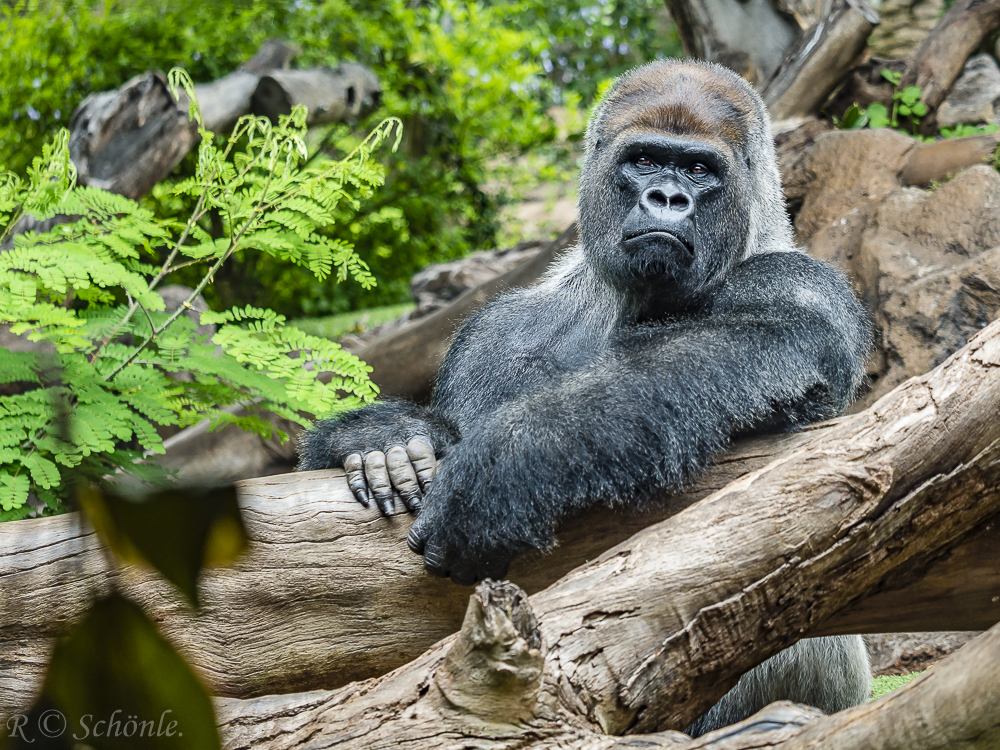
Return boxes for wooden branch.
[193,39,296,133]
[211,319,1000,747]
[663,0,801,85]
[900,0,1000,118]
[251,63,382,126]
[69,71,198,200]
[214,598,1000,750]
[5,319,1000,723]
[762,0,880,121]
[900,132,1000,187]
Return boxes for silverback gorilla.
[297,60,872,735]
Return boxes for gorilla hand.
[344,439,435,514]
[295,400,458,515]
[404,433,551,585]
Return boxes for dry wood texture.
[762,0,880,121]
[664,0,800,85]
[69,71,198,200]
[4,320,1000,723]
[214,598,1000,750]
[900,0,1000,117]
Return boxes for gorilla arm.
[408,253,870,584]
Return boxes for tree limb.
[4,318,1000,725]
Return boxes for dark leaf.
[3,595,219,750]
[78,484,247,607]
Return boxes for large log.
[251,63,382,126]
[664,0,800,85]
[209,317,1000,748]
[4,319,1000,719]
[218,615,1000,750]
[762,0,880,121]
[900,0,1000,123]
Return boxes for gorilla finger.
[422,540,450,578]
[386,445,422,513]
[363,451,395,515]
[450,562,478,586]
[407,519,428,554]
[343,453,370,508]
[481,556,510,582]
[406,438,437,493]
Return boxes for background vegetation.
[1,0,679,318]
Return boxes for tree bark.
[663,0,801,85]
[4,319,1000,720]
[213,601,1000,750]
[251,63,382,126]
[762,0,880,121]
[69,71,199,200]
[899,0,1000,121]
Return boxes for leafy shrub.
[1,1,560,317]
[0,72,398,520]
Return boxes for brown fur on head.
[580,60,792,266]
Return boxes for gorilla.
[298,60,872,736]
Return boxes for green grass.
[290,303,415,341]
[871,671,923,700]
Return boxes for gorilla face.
[616,132,728,283]
[578,63,763,310]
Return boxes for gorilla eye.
[634,155,655,168]
[688,163,710,176]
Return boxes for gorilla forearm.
[411,303,864,578]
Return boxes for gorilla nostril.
[669,194,690,212]
[646,189,668,208]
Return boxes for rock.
[854,165,1000,407]
[409,240,548,317]
[793,129,917,319]
[936,54,1000,129]
[865,632,980,676]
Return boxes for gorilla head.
[579,61,794,308]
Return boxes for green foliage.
[9,595,221,749]
[291,302,415,340]
[870,671,923,700]
[835,69,928,138]
[0,80,396,519]
[79,483,247,608]
[2,1,676,318]
[940,122,1000,139]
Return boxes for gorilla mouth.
[622,229,694,257]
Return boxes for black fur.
[298,60,873,735]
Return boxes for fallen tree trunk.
[762,0,880,121]
[899,0,1000,126]
[217,610,1000,750]
[209,318,1000,746]
[251,63,382,125]
[4,319,1000,719]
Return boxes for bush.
[1,1,555,315]
[0,79,397,520]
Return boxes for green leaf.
[78,484,247,607]
[0,470,29,511]
[881,68,902,86]
[22,453,60,489]
[12,594,220,750]
[865,103,891,129]
[836,104,868,130]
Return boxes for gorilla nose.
[641,186,692,218]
